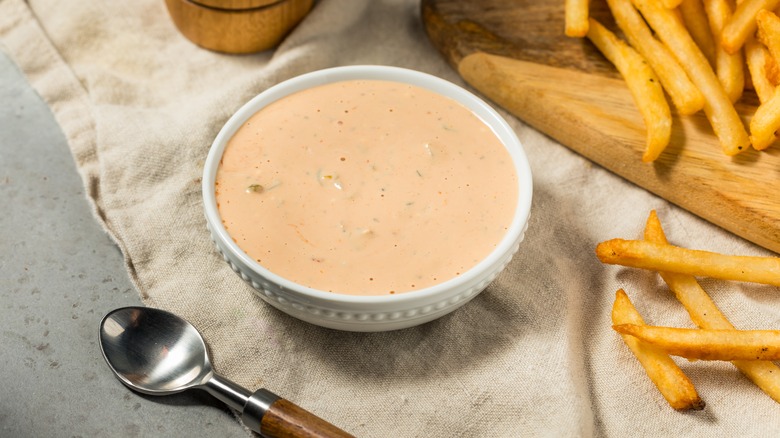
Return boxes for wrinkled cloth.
[2,0,779,436]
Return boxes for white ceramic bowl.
[202,65,532,331]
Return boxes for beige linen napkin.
[2,0,779,436]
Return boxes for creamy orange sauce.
[216,80,518,296]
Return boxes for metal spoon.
[99,306,354,438]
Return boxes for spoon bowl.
[99,306,354,437]
[100,307,214,394]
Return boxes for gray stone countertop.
[0,51,248,437]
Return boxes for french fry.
[631,0,751,154]
[612,289,705,410]
[757,9,780,67]
[595,238,780,286]
[586,18,672,161]
[613,324,780,361]
[756,9,780,85]
[565,0,590,37]
[721,0,780,54]
[703,0,745,102]
[749,87,780,149]
[750,10,780,149]
[766,51,780,85]
[679,0,718,67]
[607,0,705,115]
[745,37,778,103]
[644,210,780,404]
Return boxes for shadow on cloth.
[251,282,531,382]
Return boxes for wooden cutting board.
[422,0,780,254]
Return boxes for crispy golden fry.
[749,87,780,149]
[565,0,590,37]
[643,211,736,329]
[586,18,672,161]
[757,9,780,85]
[745,37,778,103]
[766,51,780,85]
[644,210,780,404]
[612,289,705,410]
[607,0,705,115]
[614,324,780,361]
[631,0,751,154]
[595,238,780,286]
[757,9,780,66]
[703,0,745,102]
[750,10,780,151]
[679,0,718,67]
[663,0,685,7]
[721,0,780,54]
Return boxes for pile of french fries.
[565,0,780,162]
[596,210,780,410]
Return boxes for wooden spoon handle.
[243,389,355,438]
[259,398,355,438]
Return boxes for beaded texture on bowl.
[207,218,528,331]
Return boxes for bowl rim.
[202,65,533,305]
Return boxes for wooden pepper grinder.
[165,0,313,54]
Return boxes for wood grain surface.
[422,0,780,253]
[165,0,312,54]
[260,398,355,438]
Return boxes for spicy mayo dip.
[215,79,518,296]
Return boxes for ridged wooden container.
[165,0,313,54]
